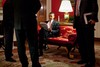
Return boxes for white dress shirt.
[76,0,81,16]
[47,20,53,29]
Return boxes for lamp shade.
[59,0,73,12]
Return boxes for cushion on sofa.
[59,26,74,38]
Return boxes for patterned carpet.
[0,41,100,67]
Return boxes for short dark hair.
[49,12,55,15]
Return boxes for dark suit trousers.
[76,23,95,64]
[4,20,14,59]
[15,28,39,66]
[38,28,48,51]
[38,28,52,51]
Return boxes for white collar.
[49,19,54,23]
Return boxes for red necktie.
[75,0,80,16]
[2,0,6,7]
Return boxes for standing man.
[3,0,16,62]
[13,0,41,67]
[74,0,98,67]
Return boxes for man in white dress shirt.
[39,12,60,56]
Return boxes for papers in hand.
[84,12,92,24]
[40,22,48,30]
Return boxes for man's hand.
[89,19,96,24]
[48,28,52,32]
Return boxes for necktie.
[47,21,52,29]
[2,0,6,7]
[75,0,81,16]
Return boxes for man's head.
[49,12,55,20]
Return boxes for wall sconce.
[59,0,73,22]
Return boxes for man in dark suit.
[3,0,16,62]
[39,12,60,56]
[74,0,98,67]
[13,0,41,67]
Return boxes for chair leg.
[0,38,5,50]
[57,46,61,50]
[66,45,74,59]
[1,45,5,50]
[71,47,76,52]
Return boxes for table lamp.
[59,0,73,22]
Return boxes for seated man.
[39,12,60,56]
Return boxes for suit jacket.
[40,20,60,37]
[3,0,14,30]
[13,0,41,30]
[73,0,98,28]
[3,0,14,24]
[50,20,60,36]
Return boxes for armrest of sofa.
[68,34,77,45]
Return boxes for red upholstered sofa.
[38,25,77,58]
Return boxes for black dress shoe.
[77,60,86,64]
[85,63,95,67]
[22,62,29,67]
[6,58,16,62]
[32,62,41,67]
[22,64,28,67]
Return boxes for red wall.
[51,0,74,21]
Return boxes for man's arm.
[51,21,60,36]
[91,0,98,22]
[32,0,41,14]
